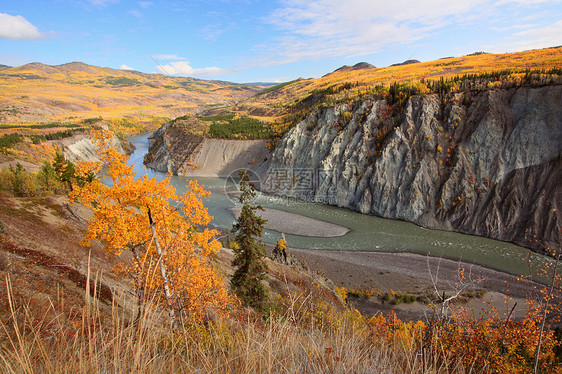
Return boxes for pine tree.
[231,170,270,314]
[52,151,94,191]
[52,151,76,191]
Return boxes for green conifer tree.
[230,170,270,314]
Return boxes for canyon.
[147,85,561,255]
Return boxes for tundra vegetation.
[223,47,562,143]
[0,61,262,125]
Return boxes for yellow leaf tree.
[71,130,232,325]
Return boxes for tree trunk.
[131,246,144,326]
[148,208,176,328]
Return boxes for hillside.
[0,61,264,124]
[229,47,562,125]
[0,155,560,373]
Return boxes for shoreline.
[230,207,350,237]
[281,246,539,297]
[263,243,560,322]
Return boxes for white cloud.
[120,64,134,70]
[258,0,562,66]
[0,13,45,40]
[264,0,488,64]
[201,23,226,42]
[200,22,237,42]
[514,20,562,41]
[153,54,186,61]
[86,0,118,6]
[156,61,234,77]
[488,20,562,51]
[494,0,561,4]
[138,1,152,8]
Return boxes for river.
[127,132,558,281]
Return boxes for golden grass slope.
[235,46,562,122]
[0,62,265,124]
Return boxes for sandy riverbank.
[231,207,350,237]
[264,243,558,321]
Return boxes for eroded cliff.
[145,122,268,177]
[258,86,561,254]
[57,129,127,163]
[145,85,560,254]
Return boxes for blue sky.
[1,0,561,83]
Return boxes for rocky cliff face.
[57,129,126,163]
[258,86,561,254]
[145,122,268,177]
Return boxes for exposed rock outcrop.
[145,122,268,177]
[391,59,421,66]
[56,129,126,163]
[258,86,561,254]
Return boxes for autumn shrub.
[1,256,560,373]
[0,134,23,153]
[421,304,559,373]
[0,251,6,271]
[335,286,348,304]
[0,164,37,197]
[70,130,233,324]
[0,168,10,192]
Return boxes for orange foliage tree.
[70,130,232,325]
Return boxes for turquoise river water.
[126,133,559,281]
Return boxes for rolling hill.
[0,61,265,125]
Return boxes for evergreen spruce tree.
[52,151,95,190]
[230,170,270,314]
[52,152,76,191]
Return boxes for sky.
[0,0,561,83]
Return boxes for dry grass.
[2,257,559,374]
[0,274,470,374]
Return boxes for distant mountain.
[328,62,376,76]
[244,82,279,87]
[390,59,420,66]
[0,61,266,123]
